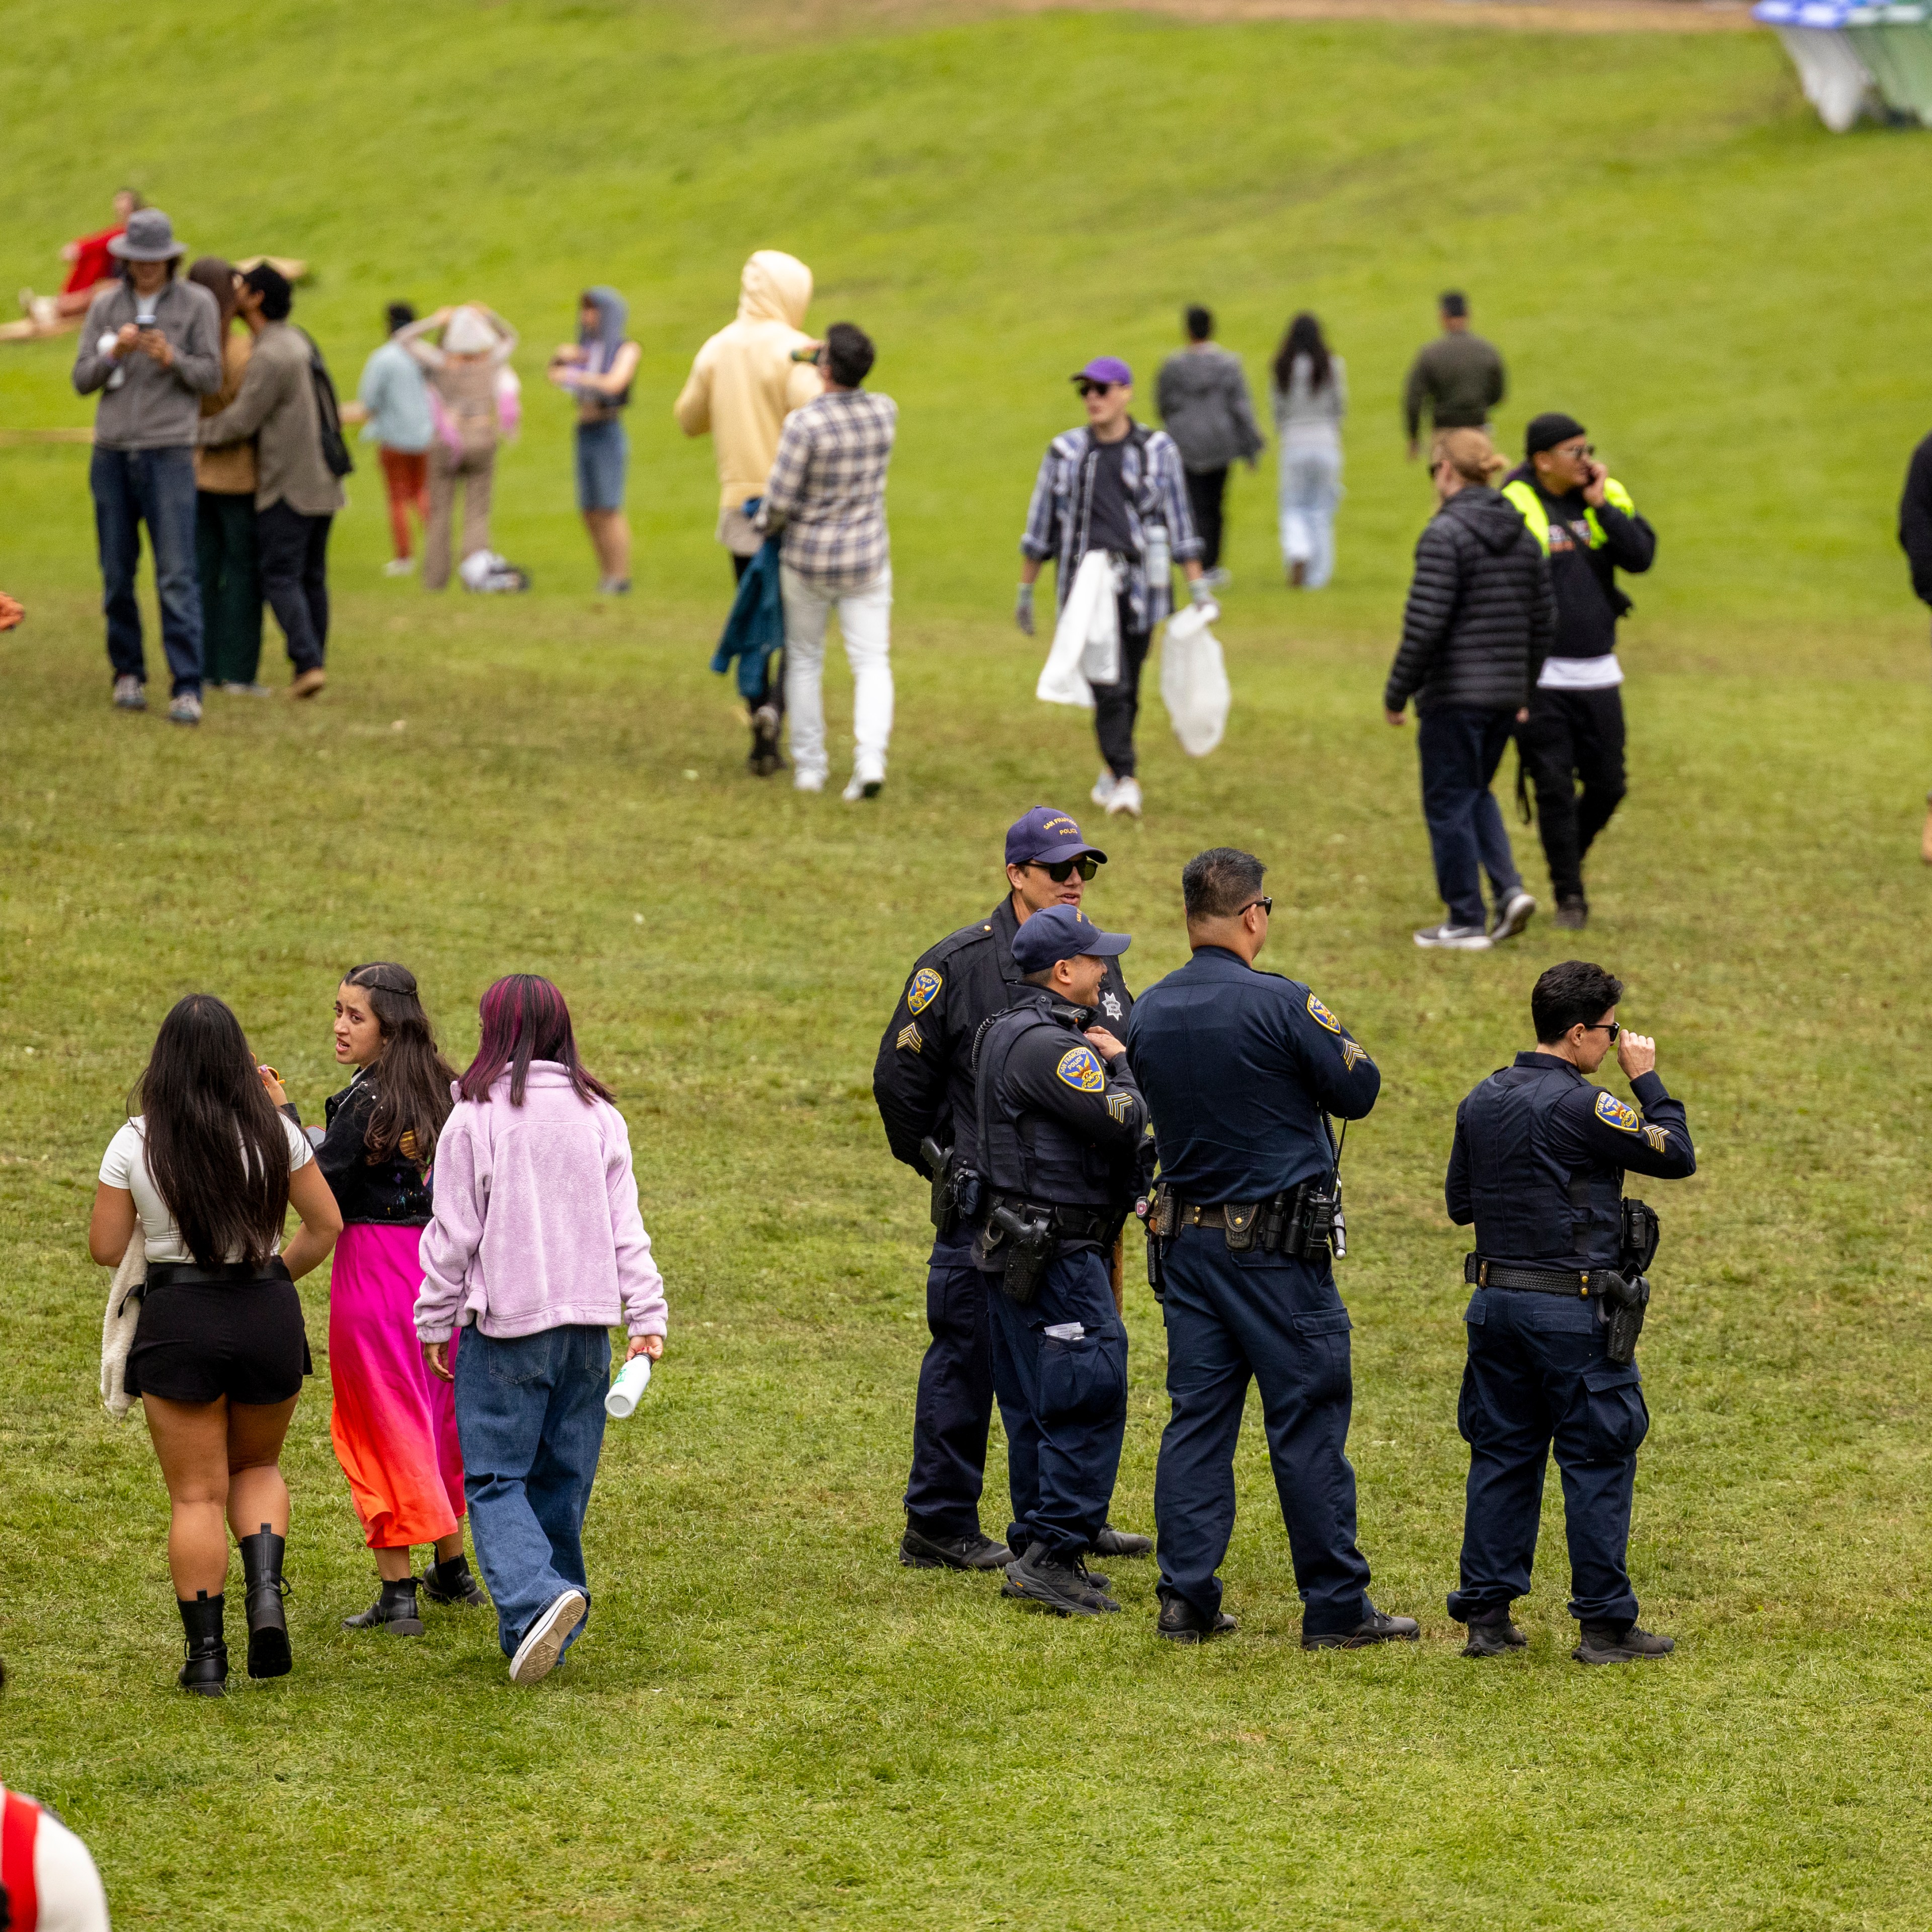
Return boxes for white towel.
[100,1227,146,1420]
[1036,550,1121,707]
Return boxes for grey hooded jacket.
[72,278,222,449]
[1155,345,1265,474]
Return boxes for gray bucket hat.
[108,209,187,262]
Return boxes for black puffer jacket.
[1383,486,1554,716]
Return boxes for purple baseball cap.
[1071,356,1132,388]
[1012,903,1132,974]
[1005,805,1107,869]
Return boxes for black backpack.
[299,329,354,479]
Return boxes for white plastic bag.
[1036,551,1119,708]
[1159,602,1231,757]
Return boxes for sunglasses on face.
[1035,857,1101,882]
[1078,382,1116,399]
[1240,896,1274,917]
[1580,1020,1620,1040]
[1555,442,1596,460]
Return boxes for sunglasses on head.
[1034,857,1100,882]
[1077,381,1115,398]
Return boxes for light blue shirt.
[356,339,433,452]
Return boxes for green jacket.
[1403,331,1507,441]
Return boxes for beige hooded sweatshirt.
[674,250,822,517]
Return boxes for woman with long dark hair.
[88,995,342,1696]
[1271,312,1348,590]
[314,963,487,1635]
[415,975,667,1685]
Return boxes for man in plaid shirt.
[1017,355,1213,820]
[756,322,897,801]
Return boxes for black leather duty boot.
[1461,1606,1528,1659]
[239,1523,292,1679]
[420,1552,489,1607]
[343,1577,425,1635]
[177,1590,228,1697]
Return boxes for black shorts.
[125,1262,313,1407]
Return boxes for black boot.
[342,1577,425,1635]
[1574,1620,1674,1665]
[1460,1606,1528,1659]
[899,1524,1014,1572]
[420,1552,488,1607]
[177,1590,227,1697]
[239,1524,292,1679]
[1156,1591,1238,1645]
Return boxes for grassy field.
[4,3,1932,1927]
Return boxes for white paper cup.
[605,1353,652,1418]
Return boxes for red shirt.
[62,224,123,296]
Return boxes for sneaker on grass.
[508,1587,587,1685]
[112,674,145,712]
[1107,776,1143,819]
[167,691,202,726]
[382,557,417,578]
[1413,923,1490,951]
[1090,770,1116,809]
[1489,888,1536,942]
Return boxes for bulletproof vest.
[974,1000,1120,1209]
[1461,1062,1625,1267]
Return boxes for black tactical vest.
[974,999,1120,1210]
[1461,1062,1625,1268]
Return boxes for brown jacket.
[197,320,344,517]
[195,330,258,495]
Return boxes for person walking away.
[1271,312,1347,590]
[674,251,822,774]
[1127,848,1417,1649]
[872,806,1149,1575]
[1897,426,1932,862]
[1155,305,1264,590]
[1445,959,1695,1664]
[1383,429,1551,951]
[87,994,343,1696]
[415,976,667,1685]
[71,208,221,725]
[754,322,897,801]
[197,264,342,700]
[1403,291,1506,462]
[305,964,486,1634]
[1502,414,1657,930]
[186,257,265,694]
[549,286,641,594]
[358,301,435,577]
[398,304,519,592]
[1017,356,1211,821]
[973,905,1151,1618]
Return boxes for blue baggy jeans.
[1416,705,1522,930]
[91,444,203,696]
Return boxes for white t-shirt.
[99,1114,312,1265]
[1537,650,1624,691]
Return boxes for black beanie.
[1525,412,1587,458]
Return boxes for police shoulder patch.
[1594,1091,1641,1134]
[906,968,943,1016]
[1305,992,1342,1034]
[1056,1046,1105,1093]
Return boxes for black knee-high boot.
[239,1523,292,1679]
[177,1589,228,1697]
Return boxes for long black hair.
[1273,312,1332,396]
[135,994,289,1271]
[341,962,457,1166]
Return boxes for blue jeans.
[453,1323,610,1660]
[91,445,203,695]
[575,418,629,512]
[1416,706,1522,929]
[1278,438,1343,589]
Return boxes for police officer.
[1501,414,1657,931]
[974,903,1150,1617]
[872,807,1148,1574]
[1127,848,1417,1649]
[1445,958,1696,1664]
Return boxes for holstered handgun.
[920,1137,959,1238]
[1601,1270,1650,1366]
[988,1201,1053,1306]
[1144,1189,1177,1302]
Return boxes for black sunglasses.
[1077,381,1115,398]
[1580,1020,1620,1040]
[1034,857,1101,882]
[1240,896,1274,917]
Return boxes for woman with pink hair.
[414,976,667,1685]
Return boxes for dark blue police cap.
[1012,903,1132,974]
[1004,805,1107,870]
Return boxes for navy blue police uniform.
[1126,947,1391,1642]
[872,817,1131,1561]
[974,931,1149,1567]
[1445,1052,1695,1632]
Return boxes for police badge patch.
[896,1023,923,1053]
[1056,1046,1105,1093]
[1100,991,1124,1022]
[907,968,943,1016]
[1595,1092,1641,1133]
[1306,993,1342,1034]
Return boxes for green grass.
[3,3,1932,1926]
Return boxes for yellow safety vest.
[1502,476,1636,557]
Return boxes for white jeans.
[781,562,894,786]
[1278,436,1343,589]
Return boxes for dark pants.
[1093,597,1153,780]
[1185,466,1228,570]
[91,444,203,695]
[985,1250,1127,1558]
[730,555,786,720]
[1153,1233,1372,1636]
[257,501,331,675]
[1447,1287,1648,1628]
[195,490,262,686]
[1517,686,1628,907]
[903,1235,998,1538]
[453,1323,609,1660]
[1417,706,1523,930]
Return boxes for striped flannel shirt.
[755,388,897,593]
[1019,421,1202,632]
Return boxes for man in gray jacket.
[199,264,344,698]
[1155,306,1263,587]
[71,209,221,724]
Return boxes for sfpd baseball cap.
[1006,805,1106,870]
[1012,903,1132,975]
[1071,355,1132,388]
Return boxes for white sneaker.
[1107,776,1143,818]
[1489,889,1536,942]
[1090,770,1117,809]
[794,770,826,794]
[167,691,202,726]
[112,674,146,712]
[382,557,417,578]
[508,1587,587,1685]
[1413,923,1491,951]
[842,771,883,803]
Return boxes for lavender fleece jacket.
[414,1063,668,1345]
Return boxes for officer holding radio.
[1445,958,1695,1665]
[973,903,1151,1618]
[1126,848,1414,1648]
[872,808,1144,1577]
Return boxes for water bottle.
[604,1353,652,1418]
[1144,520,1171,592]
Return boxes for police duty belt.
[982,1194,1116,1245]
[1464,1256,1622,1298]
